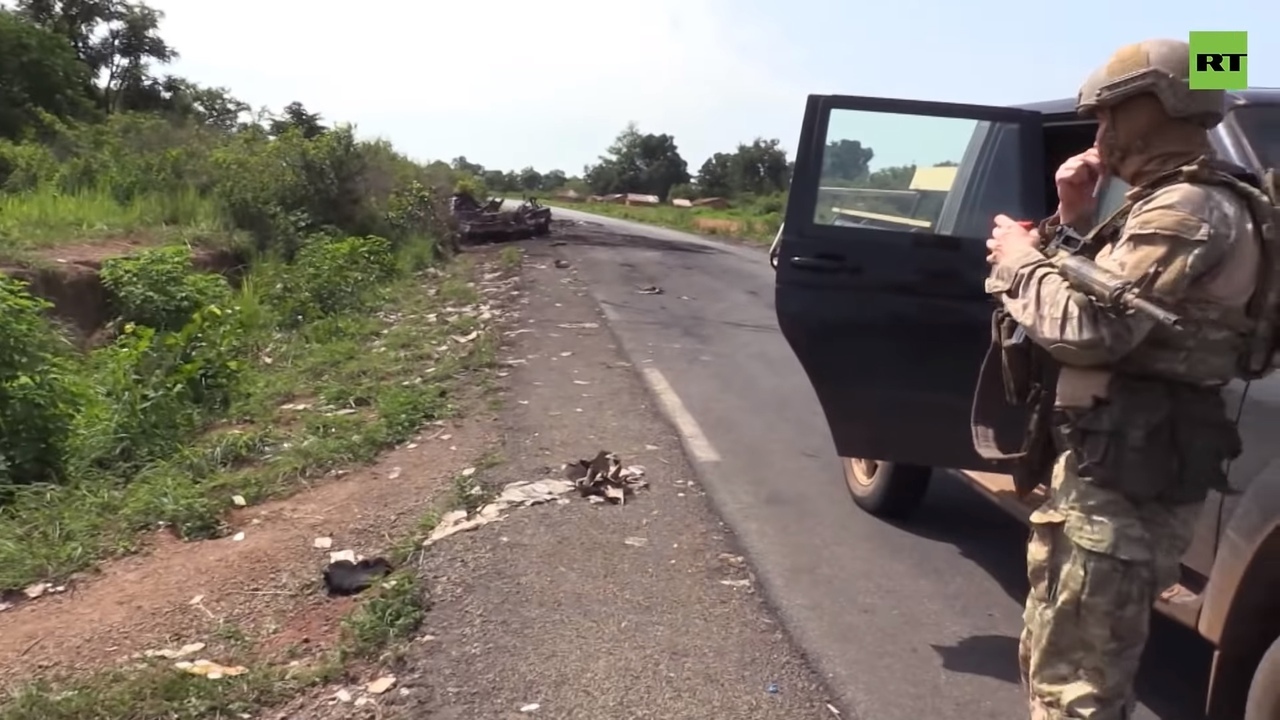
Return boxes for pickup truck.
[772,89,1279,720]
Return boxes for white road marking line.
[639,366,722,463]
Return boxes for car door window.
[814,111,977,233]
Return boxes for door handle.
[789,256,849,272]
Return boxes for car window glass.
[813,108,1028,238]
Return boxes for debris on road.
[323,557,394,596]
[521,702,541,712]
[636,285,663,295]
[562,450,648,504]
[624,537,648,547]
[424,479,578,546]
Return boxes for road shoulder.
[286,240,838,719]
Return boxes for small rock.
[366,676,397,695]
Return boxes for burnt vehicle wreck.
[450,192,552,242]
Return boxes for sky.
[149,0,1279,176]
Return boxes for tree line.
[471,124,958,204]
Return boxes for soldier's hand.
[1055,147,1104,226]
[986,215,1041,265]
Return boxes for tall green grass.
[0,187,227,250]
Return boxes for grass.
[0,254,501,592]
[0,187,231,251]
[542,197,781,244]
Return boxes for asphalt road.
[527,205,1214,720]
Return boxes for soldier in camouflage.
[983,40,1261,719]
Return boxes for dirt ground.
[0,241,839,719]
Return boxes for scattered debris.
[232,531,246,542]
[366,676,397,694]
[141,642,206,659]
[323,557,394,596]
[827,702,843,716]
[562,451,649,504]
[22,582,67,600]
[313,536,333,549]
[720,579,752,588]
[767,682,780,694]
[624,537,648,547]
[335,689,354,703]
[637,285,663,295]
[388,466,402,480]
[554,259,571,269]
[231,494,247,507]
[556,322,598,329]
[174,659,248,679]
[329,549,359,564]
[521,703,541,713]
[424,479,577,546]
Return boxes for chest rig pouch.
[1056,375,1240,503]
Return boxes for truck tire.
[842,458,931,520]
[1245,635,1280,720]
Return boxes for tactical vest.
[1052,157,1280,385]
[971,157,1280,502]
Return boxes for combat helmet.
[1076,39,1226,128]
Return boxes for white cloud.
[151,0,803,171]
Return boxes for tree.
[541,169,567,191]
[822,139,874,182]
[695,151,734,197]
[451,156,485,177]
[0,9,97,139]
[696,138,790,197]
[517,166,542,192]
[865,165,915,191]
[585,122,690,200]
[268,101,326,139]
[727,137,789,195]
[17,0,178,113]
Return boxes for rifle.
[1037,222,1185,330]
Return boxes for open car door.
[775,95,1047,472]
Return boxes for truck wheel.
[1245,635,1280,720]
[842,458,931,520]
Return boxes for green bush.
[100,246,232,331]
[269,234,399,323]
[72,302,249,472]
[0,276,81,491]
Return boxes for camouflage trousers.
[1019,449,1203,720]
